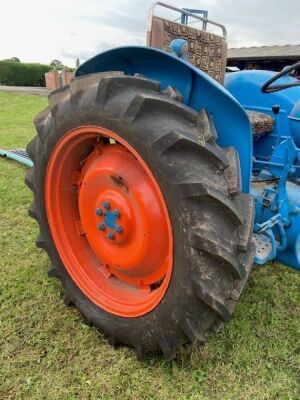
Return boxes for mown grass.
[0,92,299,400]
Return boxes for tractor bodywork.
[226,70,300,269]
[76,37,300,271]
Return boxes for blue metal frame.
[226,70,300,269]
[181,8,208,30]
[225,70,300,163]
[76,46,252,193]
[252,179,300,270]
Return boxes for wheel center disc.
[79,143,170,286]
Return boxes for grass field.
[0,91,299,400]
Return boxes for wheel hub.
[95,198,131,243]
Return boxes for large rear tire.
[26,72,255,359]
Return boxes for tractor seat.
[148,16,227,84]
[147,12,274,137]
[247,111,275,137]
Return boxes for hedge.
[0,61,50,86]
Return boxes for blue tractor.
[25,2,300,359]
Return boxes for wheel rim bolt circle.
[96,205,123,235]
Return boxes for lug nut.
[103,201,111,209]
[95,208,103,216]
[98,223,105,231]
[115,226,123,233]
[114,210,121,218]
[107,232,115,240]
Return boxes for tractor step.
[0,148,33,167]
[253,233,273,264]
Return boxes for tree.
[50,59,63,70]
[2,57,20,62]
[75,58,80,68]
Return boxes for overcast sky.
[1,0,299,67]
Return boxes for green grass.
[0,92,299,400]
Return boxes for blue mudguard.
[76,46,252,193]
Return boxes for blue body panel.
[226,70,300,270]
[76,46,252,192]
[225,71,300,160]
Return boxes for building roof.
[227,45,300,60]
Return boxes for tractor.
[25,2,300,360]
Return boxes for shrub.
[0,61,50,86]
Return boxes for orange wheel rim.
[45,126,173,317]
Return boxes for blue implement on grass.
[0,148,33,167]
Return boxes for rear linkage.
[252,137,300,265]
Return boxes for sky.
[1,0,299,67]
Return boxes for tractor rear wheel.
[26,72,255,359]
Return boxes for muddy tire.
[26,72,255,359]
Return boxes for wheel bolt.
[98,223,105,231]
[114,210,121,218]
[115,226,123,234]
[107,232,115,240]
[103,201,111,209]
[95,208,103,216]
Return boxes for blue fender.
[76,46,252,192]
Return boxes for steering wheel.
[261,60,300,93]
